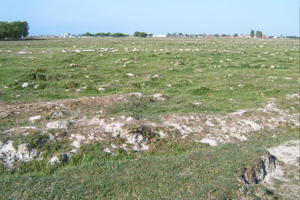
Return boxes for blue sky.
[0,0,298,36]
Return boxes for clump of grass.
[65,81,80,89]
[190,87,213,96]
[108,96,153,119]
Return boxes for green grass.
[0,128,298,199]
[0,38,298,117]
[0,38,299,199]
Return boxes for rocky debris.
[28,115,41,123]
[163,121,195,138]
[51,111,63,119]
[164,99,299,144]
[1,95,299,169]
[114,58,129,64]
[18,51,32,54]
[286,93,300,100]
[22,82,29,88]
[114,58,137,67]
[153,93,167,101]
[82,49,95,52]
[3,126,38,134]
[70,134,86,148]
[239,154,277,185]
[0,141,38,168]
[46,120,68,129]
[129,92,143,98]
[197,138,218,146]
[102,122,156,151]
[49,153,69,165]
[103,148,111,154]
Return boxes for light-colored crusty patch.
[163,99,299,145]
[268,140,300,166]
[262,140,300,199]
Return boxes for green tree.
[0,21,29,40]
[0,22,8,40]
[234,33,239,37]
[84,32,93,36]
[250,30,255,38]
[111,32,128,37]
[134,31,148,37]
[256,30,263,38]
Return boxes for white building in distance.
[152,34,167,38]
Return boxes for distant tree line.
[81,32,129,37]
[134,31,153,37]
[0,21,29,40]
[286,36,300,39]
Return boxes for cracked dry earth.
[0,94,299,173]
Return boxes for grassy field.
[0,38,299,199]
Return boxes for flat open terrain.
[0,38,299,199]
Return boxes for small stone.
[46,120,68,129]
[192,101,202,106]
[126,73,135,77]
[103,148,111,153]
[49,156,59,165]
[28,115,41,123]
[69,63,79,67]
[153,93,167,101]
[49,153,69,165]
[88,117,101,125]
[72,140,81,149]
[130,92,143,98]
[98,87,105,92]
[126,117,134,122]
[69,149,77,154]
[198,138,218,146]
[22,82,29,88]
[51,111,63,119]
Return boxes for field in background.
[0,38,299,199]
